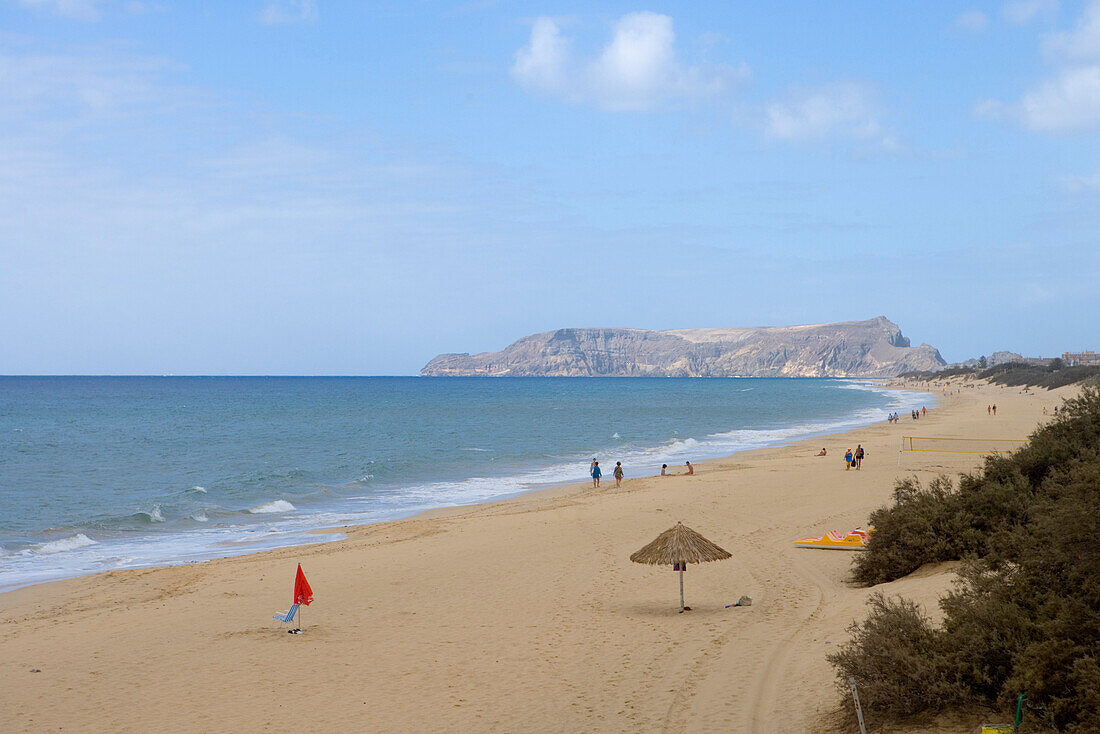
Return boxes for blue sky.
[1,0,1098,374]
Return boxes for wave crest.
[249,500,296,514]
[34,534,97,554]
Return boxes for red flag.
[293,563,313,606]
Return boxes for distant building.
[1063,350,1100,367]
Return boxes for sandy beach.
[0,380,1072,733]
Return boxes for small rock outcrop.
[421,317,946,378]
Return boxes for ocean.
[0,377,932,592]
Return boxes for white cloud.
[1003,0,1059,26]
[954,10,989,32]
[511,17,571,96]
[0,48,189,124]
[972,97,1008,120]
[511,12,736,112]
[981,1,1100,131]
[1043,0,1100,59]
[125,1,166,13]
[1061,170,1100,190]
[18,0,100,21]
[764,81,901,151]
[258,0,317,25]
[1020,65,1100,129]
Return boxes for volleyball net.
[897,436,1028,467]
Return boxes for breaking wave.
[33,533,97,554]
[248,500,296,514]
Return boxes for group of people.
[844,445,865,470]
[661,461,694,477]
[588,459,624,488]
[588,459,695,488]
[886,406,928,423]
[987,404,998,416]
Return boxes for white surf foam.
[33,533,97,554]
[248,500,296,514]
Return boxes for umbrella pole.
[679,565,685,613]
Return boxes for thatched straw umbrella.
[630,521,731,612]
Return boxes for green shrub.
[912,362,1100,389]
[832,387,1100,729]
[983,364,1100,389]
[827,593,962,717]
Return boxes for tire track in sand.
[747,538,833,733]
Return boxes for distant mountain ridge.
[421,317,946,378]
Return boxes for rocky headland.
[421,316,945,378]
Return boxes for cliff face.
[421,317,946,378]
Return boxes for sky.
[1,0,1098,374]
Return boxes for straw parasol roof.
[630,521,731,565]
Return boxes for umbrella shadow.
[614,601,733,618]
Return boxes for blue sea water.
[0,377,932,591]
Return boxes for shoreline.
[1,379,1067,733]
[0,379,934,595]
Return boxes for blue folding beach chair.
[273,603,299,630]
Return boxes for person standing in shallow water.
[613,461,624,488]
[590,461,601,488]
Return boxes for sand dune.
[0,380,1068,732]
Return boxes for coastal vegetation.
[830,387,1100,731]
[903,360,1100,390]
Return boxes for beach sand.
[0,380,1072,733]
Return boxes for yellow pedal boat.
[794,527,872,550]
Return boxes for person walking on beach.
[844,448,854,471]
[613,461,624,488]
[992,404,997,416]
[685,461,694,475]
[591,461,602,488]
[855,444,864,470]
[988,405,991,415]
